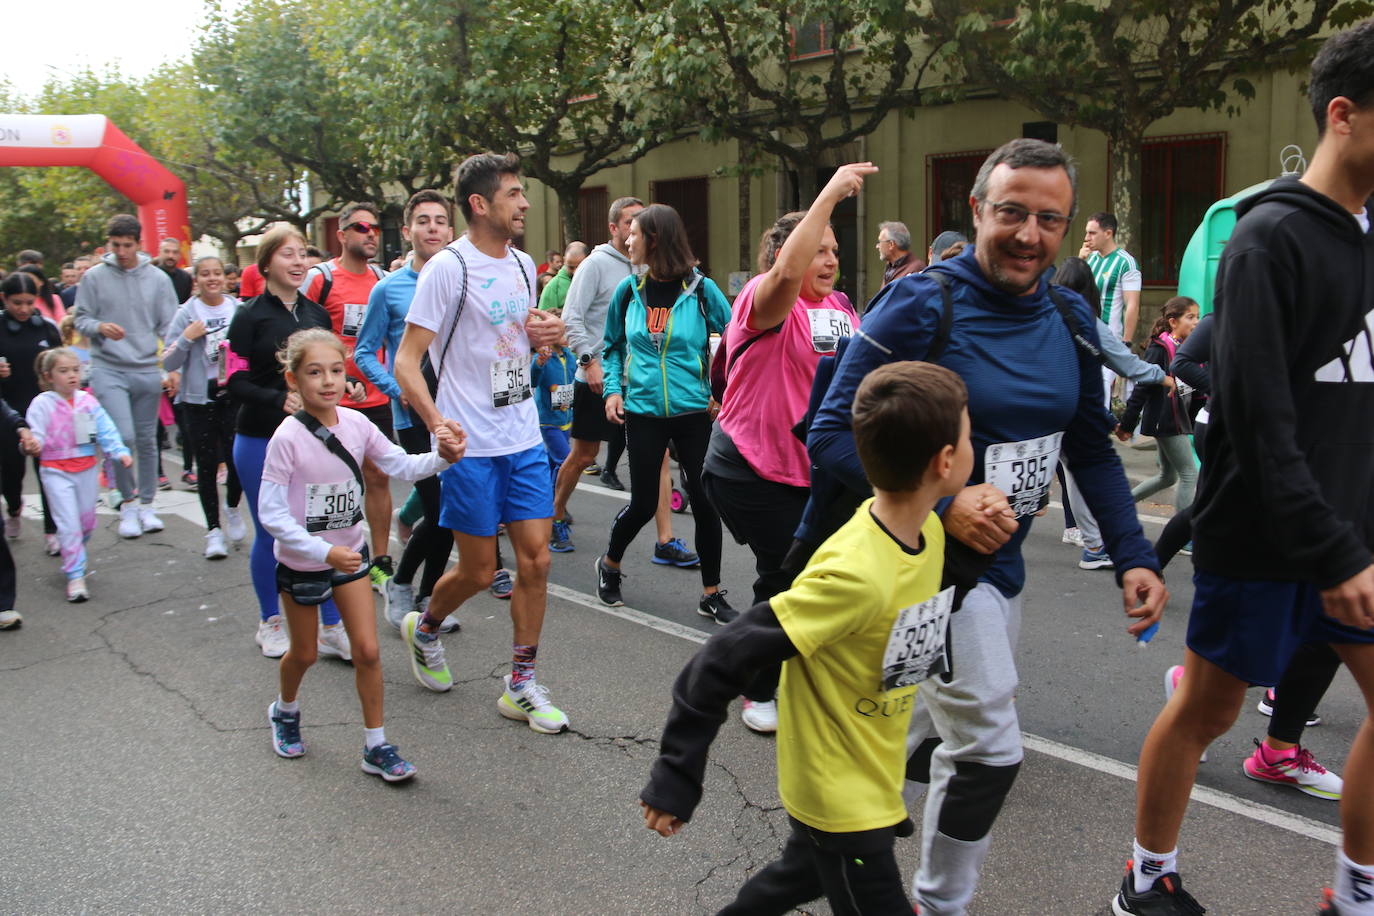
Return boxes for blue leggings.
[233,434,340,625]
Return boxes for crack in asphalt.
[687,756,787,912]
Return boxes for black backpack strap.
[1046,285,1102,360]
[926,272,956,363]
[294,410,365,495]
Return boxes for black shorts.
[276,545,372,605]
[358,402,395,442]
[569,380,616,443]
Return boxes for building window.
[323,216,341,258]
[1137,133,1226,287]
[927,150,991,256]
[578,186,609,249]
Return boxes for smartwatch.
[578,352,595,367]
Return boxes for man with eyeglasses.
[300,202,396,591]
[876,220,923,288]
[806,139,1165,916]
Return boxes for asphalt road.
[1,440,1358,914]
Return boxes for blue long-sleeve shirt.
[807,246,1158,597]
[355,264,419,431]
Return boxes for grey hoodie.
[73,251,179,372]
[562,242,633,382]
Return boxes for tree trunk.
[1108,126,1144,260]
[554,179,583,248]
[738,139,753,272]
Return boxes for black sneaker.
[599,468,625,490]
[595,556,624,607]
[1257,687,1322,727]
[697,590,737,625]
[370,554,395,593]
[652,537,700,568]
[1112,866,1206,914]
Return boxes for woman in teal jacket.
[595,204,734,622]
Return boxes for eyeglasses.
[345,221,380,235]
[985,201,1070,235]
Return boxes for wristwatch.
[578,352,595,367]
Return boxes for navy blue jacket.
[806,246,1158,597]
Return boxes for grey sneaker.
[384,580,415,630]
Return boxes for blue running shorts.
[438,444,554,536]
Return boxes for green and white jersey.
[1087,248,1142,339]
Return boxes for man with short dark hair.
[58,263,77,292]
[59,256,94,309]
[538,240,587,311]
[16,250,42,269]
[1081,211,1142,412]
[72,214,178,537]
[155,238,193,303]
[808,140,1165,915]
[876,220,923,286]
[1112,23,1374,915]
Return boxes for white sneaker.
[138,506,164,533]
[66,577,90,603]
[118,502,142,538]
[204,529,228,559]
[317,623,352,662]
[497,675,569,733]
[44,534,60,556]
[1061,526,1084,547]
[384,580,414,631]
[255,615,289,658]
[0,609,21,629]
[741,699,778,734]
[105,489,123,510]
[223,505,247,543]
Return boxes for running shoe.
[652,538,700,568]
[105,489,123,511]
[256,615,289,658]
[1319,888,1343,914]
[204,528,228,560]
[0,609,22,630]
[496,674,569,733]
[1164,665,1208,762]
[158,474,171,491]
[402,611,452,692]
[118,502,142,539]
[599,468,625,490]
[370,554,394,593]
[550,519,574,553]
[317,624,353,663]
[268,701,305,758]
[1062,526,1084,547]
[223,505,247,543]
[44,534,60,556]
[1111,865,1206,915]
[596,556,624,607]
[582,463,602,476]
[741,699,778,734]
[4,514,19,539]
[181,470,197,487]
[1079,546,1114,570]
[1242,739,1342,800]
[139,506,164,533]
[698,590,738,625]
[66,577,89,603]
[490,568,513,599]
[361,742,416,782]
[384,579,415,630]
[1178,542,1193,557]
[1257,687,1322,727]
[436,601,462,634]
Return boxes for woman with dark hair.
[699,164,869,733]
[595,204,734,621]
[16,264,66,324]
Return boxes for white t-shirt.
[1356,208,1370,234]
[406,235,541,457]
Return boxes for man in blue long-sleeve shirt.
[805,139,1167,915]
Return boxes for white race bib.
[304,480,363,533]
[984,432,1063,519]
[880,586,955,690]
[808,308,853,354]
[489,358,531,408]
[341,302,368,337]
[73,412,94,446]
[552,383,574,410]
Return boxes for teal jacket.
[602,270,731,417]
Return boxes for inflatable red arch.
[0,114,191,264]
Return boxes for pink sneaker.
[1242,740,1341,800]
[1163,665,1208,762]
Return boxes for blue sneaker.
[268,701,304,758]
[490,568,514,599]
[652,537,700,568]
[550,519,574,553]
[361,743,417,782]
[1179,542,1193,557]
[1079,547,1114,570]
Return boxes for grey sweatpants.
[904,581,1024,916]
[90,366,162,506]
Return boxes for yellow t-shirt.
[771,500,947,833]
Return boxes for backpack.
[308,260,388,309]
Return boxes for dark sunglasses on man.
[346,220,380,235]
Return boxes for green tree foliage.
[914,0,1374,250]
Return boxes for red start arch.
[0,113,191,264]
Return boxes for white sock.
[1132,839,1177,893]
[276,696,299,715]
[1335,849,1374,912]
[364,726,386,750]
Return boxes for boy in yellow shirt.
[639,360,981,914]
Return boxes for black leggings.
[702,467,807,701]
[183,398,241,530]
[0,425,54,533]
[1269,641,1342,744]
[604,428,625,473]
[607,411,720,587]
[394,424,453,598]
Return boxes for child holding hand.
[259,329,464,782]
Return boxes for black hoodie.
[1193,178,1374,589]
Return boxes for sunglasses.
[345,221,380,235]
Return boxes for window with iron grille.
[927,150,992,254]
[578,186,610,249]
[1136,133,1226,287]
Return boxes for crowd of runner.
[3,20,1373,915]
